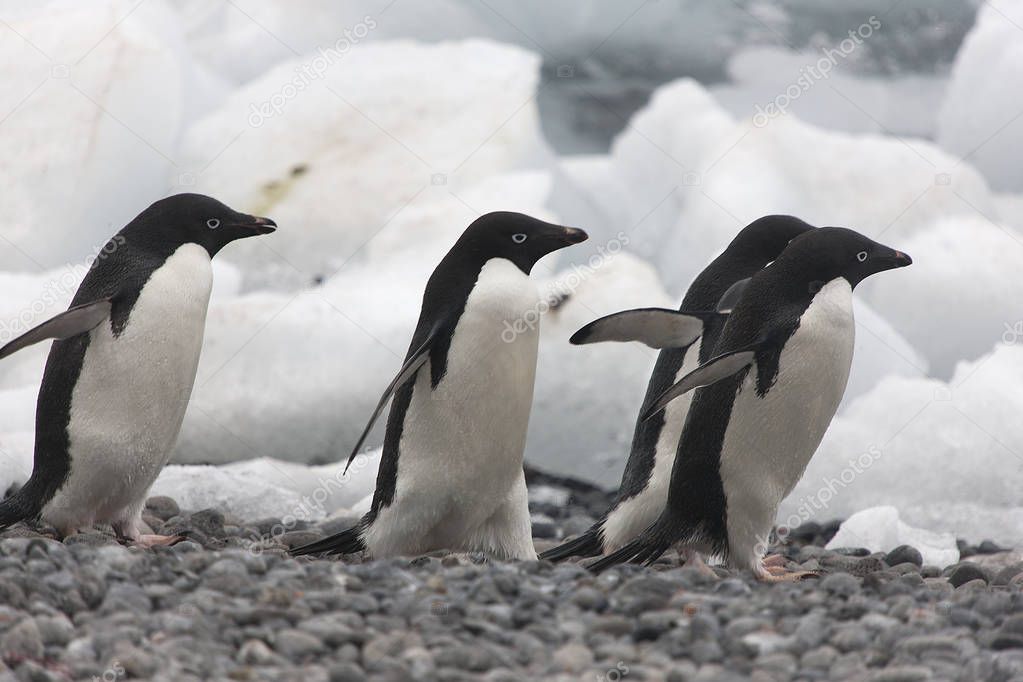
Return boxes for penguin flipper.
[642,345,759,420]
[0,298,112,360]
[715,277,751,313]
[342,331,436,473]
[570,308,719,349]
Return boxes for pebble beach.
[0,472,1021,682]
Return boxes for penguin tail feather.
[586,534,672,574]
[290,525,366,557]
[0,482,43,531]
[539,528,604,562]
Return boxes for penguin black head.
[452,211,588,274]
[780,227,912,289]
[122,193,277,257]
[728,215,815,263]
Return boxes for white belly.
[365,258,539,557]
[720,278,854,569]
[603,337,704,551]
[42,244,213,531]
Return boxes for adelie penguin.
[0,194,276,546]
[292,212,587,560]
[588,227,911,580]
[540,215,814,563]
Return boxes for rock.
[0,618,42,661]
[991,634,1023,650]
[238,639,284,665]
[435,645,495,672]
[187,508,226,536]
[144,496,180,521]
[713,578,751,597]
[868,665,935,681]
[993,563,1023,586]
[947,562,989,587]
[885,545,923,567]
[34,615,73,646]
[530,514,557,540]
[328,663,367,682]
[552,643,593,672]
[274,629,325,660]
[821,573,861,597]
[977,540,1006,554]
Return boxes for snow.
[844,299,928,409]
[861,215,1023,377]
[149,452,380,521]
[178,39,551,289]
[557,78,994,297]
[938,0,1023,192]
[712,47,948,139]
[784,344,1023,547]
[0,0,209,272]
[826,506,960,568]
[529,253,667,488]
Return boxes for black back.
[613,215,814,503]
[657,227,912,554]
[367,212,585,520]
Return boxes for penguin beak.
[892,250,912,267]
[559,227,589,245]
[238,216,277,235]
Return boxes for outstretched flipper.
[570,309,721,349]
[342,327,440,474]
[0,298,112,360]
[715,277,750,313]
[642,344,761,421]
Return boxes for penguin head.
[728,215,815,264]
[126,193,276,257]
[782,227,912,290]
[453,211,588,274]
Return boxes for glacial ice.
[826,506,960,568]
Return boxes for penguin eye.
[856,250,868,262]
[511,233,527,244]
[206,218,221,230]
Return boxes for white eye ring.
[856,251,868,262]
[512,233,527,244]
[207,218,220,229]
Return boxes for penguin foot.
[132,534,185,548]
[756,565,821,582]
[680,550,719,579]
[762,554,789,568]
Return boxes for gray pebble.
[0,618,42,661]
[821,572,861,597]
[274,628,326,660]
[144,496,180,521]
[947,562,988,587]
[885,545,923,567]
